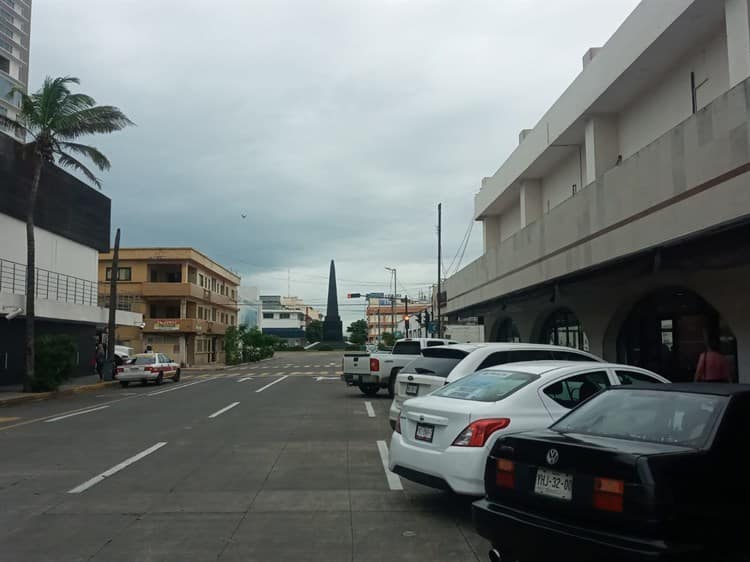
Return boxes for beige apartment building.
[99,248,240,366]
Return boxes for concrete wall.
[0,214,99,282]
[541,151,583,215]
[447,78,750,315]
[499,201,521,242]
[618,30,729,159]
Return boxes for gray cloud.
[29,0,640,325]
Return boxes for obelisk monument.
[322,260,344,342]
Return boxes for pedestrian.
[95,343,105,381]
[144,344,153,353]
[694,332,732,383]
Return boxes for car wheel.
[359,384,379,397]
[119,381,130,388]
[172,369,180,382]
[155,372,164,386]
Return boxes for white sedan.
[389,361,668,496]
[115,353,181,387]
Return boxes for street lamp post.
[385,267,396,338]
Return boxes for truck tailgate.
[342,353,371,375]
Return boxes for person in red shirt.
[694,332,732,383]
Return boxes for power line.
[454,220,475,275]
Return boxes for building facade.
[0,0,31,140]
[260,295,306,345]
[446,0,750,383]
[366,296,431,342]
[98,248,240,366]
[0,134,142,385]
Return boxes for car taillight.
[452,418,511,447]
[370,358,380,371]
[495,458,515,489]
[116,367,123,373]
[395,416,402,434]
[593,477,624,513]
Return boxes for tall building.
[366,295,431,343]
[446,0,750,382]
[98,248,240,366]
[0,133,142,386]
[0,0,31,140]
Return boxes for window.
[263,312,273,319]
[280,313,290,319]
[198,274,204,287]
[212,308,217,321]
[392,341,422,355]
[543,371,610,409]
[132,356,156,365]
[400,354,466,378]
[552,350,597,362]
[541,308,590,351]
[150,269,158,282]
[434,370,538,402]
[426,340,445,347]
[0,35,10,53]
[615,370,664,385]
[477,349,555,370]
[231,290,235,300]
[105,267,132,281]
[211,278,217,291]
[552,389,726,448]
[0,8,13,23]
[0,55,8,74]
[0,20,14,38]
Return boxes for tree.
[305,320,322,343]
[347,319,369,345]
[381,332,396,347]
[0,76,133,391]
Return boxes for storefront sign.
[153,319,180,331]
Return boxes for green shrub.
[32,335,76,392]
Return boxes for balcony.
[143,318,227,335]
[0,258,97,305]
[138,282,237,308]
[447,78,750,314]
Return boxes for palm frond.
[35,76,79,127]
[57,141,111,172]
[56,151,102,188]
[57,93,96,117]
[54,106,135,140]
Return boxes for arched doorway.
[492,317,521,342]
[617,287,737,382]
[540,308,590,351]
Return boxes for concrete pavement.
[0,351,488,561]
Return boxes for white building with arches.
[446,0,750,382]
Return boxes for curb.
[0,380,120,407]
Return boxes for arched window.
[493,317,521,342]
[541,309,589,351]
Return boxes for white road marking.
[376,440,403,491]
[45,405,110,423]
[255,375,289,393]
[208,401,240,418]
[148,377,214,396]
[67,442,167,494]
[364,401,375,418]
[237,377,254,382]
[314,376,339,381]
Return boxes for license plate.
[406,383,419,396]
[128,367,140,372]
[534,468,573,500]
[415,423,434,443]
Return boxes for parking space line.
[255,375,289,393]
[68,442,168,494]
[376,440,403,491]
[208,402,240,418]
[237,377,253,382]
[45,405,110,423]
[148,377,214,396]
[364,401,375,418]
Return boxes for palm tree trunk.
[24,158,43,392]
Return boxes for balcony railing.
[0,258,98,306]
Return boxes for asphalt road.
[0,351,489,562]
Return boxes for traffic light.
[347,293,361,298]
[424,310,431,323]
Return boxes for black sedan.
[473,383,750,562]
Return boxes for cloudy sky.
[30,0,640,326]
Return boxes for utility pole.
[437,203,442,338]
[106,228,120,380]
[385,267,396,338]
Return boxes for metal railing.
[0,257,98,306]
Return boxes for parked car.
[114,345,134,366]
[388,343,603,429]
[341,338,452,397]
[473,383,749,562]
[389,362,668,496]
[115,353,181,387]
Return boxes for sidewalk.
[0,374,118,407]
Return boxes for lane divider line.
[148,377,215,396]
[364,401,375,418]
[255,375,289,393]
[67,442,167,494]
[376,440,403,491]
[237,377,253,382]
[45,405,110,423]
[208,401,240,418]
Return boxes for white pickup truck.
[341,338,453,397]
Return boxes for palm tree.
[0,76,133,391]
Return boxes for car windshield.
[392,341,422,355]
[400,355,465,377]
[431,370,538,402]
[552,389,728,448]
[131,356,156,365]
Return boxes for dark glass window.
[541,309,589,351]
[615,370,664,385]
[543,371,610,409]
[433,370,538,402]
[106,267,132,281]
